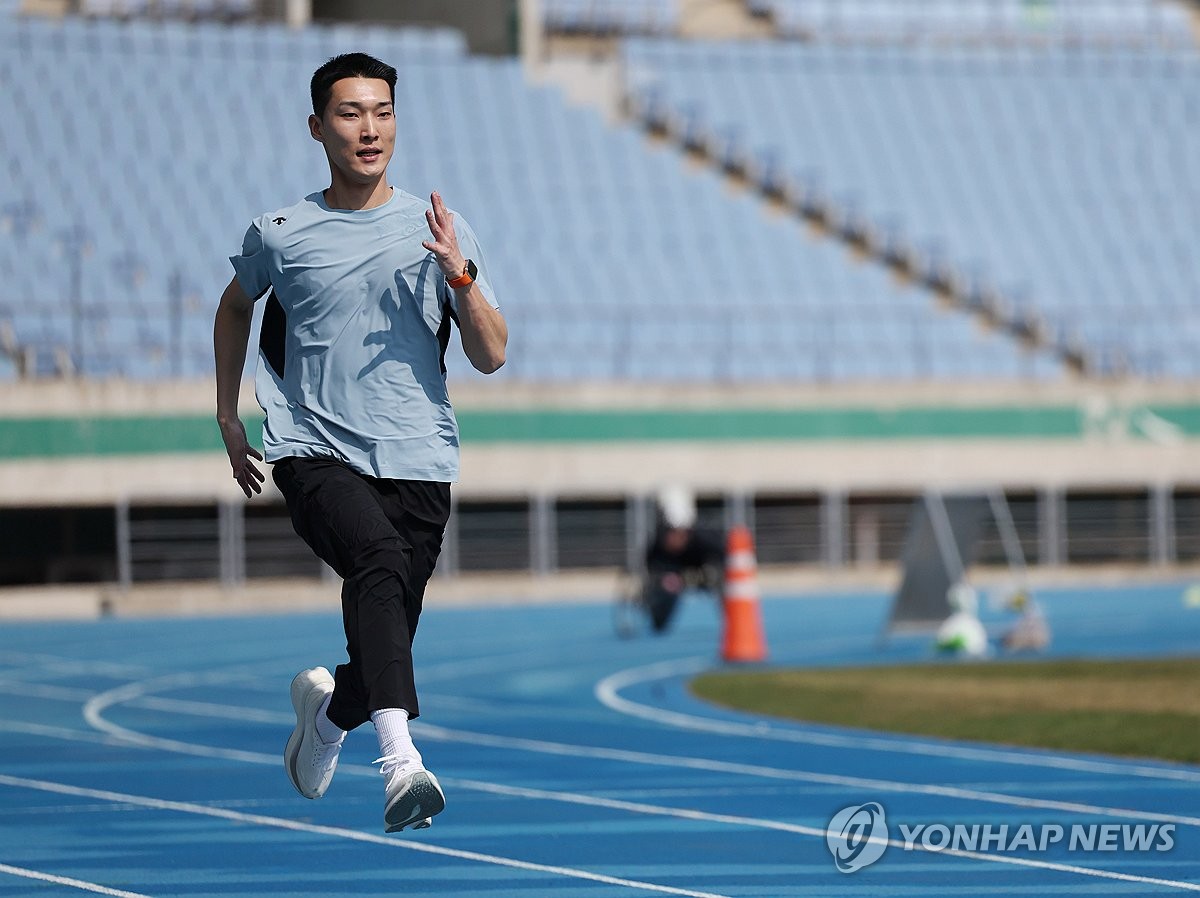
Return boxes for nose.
[361,113,380,139]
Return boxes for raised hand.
[421,191,467,279]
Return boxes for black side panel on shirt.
[259,290,286,378]
[437,300,458,376]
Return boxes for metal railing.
[64,485,1195,591]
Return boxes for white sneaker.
[284,667,343,799]
[377,756,445,833]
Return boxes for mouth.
[357,148,383,162]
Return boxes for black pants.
[272,457,451,731]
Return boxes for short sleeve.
[228,221,272,300]
[445,215,500,314]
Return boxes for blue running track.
[1,580,1199,896]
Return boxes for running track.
[2,581,1199,896]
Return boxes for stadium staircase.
[617,34,1200,379]
[676,0,771,39]
[620,42,1083,374]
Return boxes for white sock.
[315,693,344,745]
[371,708,422,768]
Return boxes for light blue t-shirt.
[229,187,499,481]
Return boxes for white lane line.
[2,714,831,832]
[5,712,813,830]
[24,649,1199,789]
[0,679,102,702]
[0,677,292,724]
[0,861,156,898]
[39,672,1200,893]
[0,774,732,898]
[420,649,560,683]
[0,719,137,747]
[442,778,1200,892]
[80,672,1200,828]
[34,708,1200,846]
[595,657,1200,784]
[0,652,150,678]
[135,695,289,724]
[0,672,607,727]
[6,768,1200,894]
[418,724,1200,828]
[435,781,1200,894]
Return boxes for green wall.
[1,403,1196,460]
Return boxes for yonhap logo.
[827,802,888,872]
[824,800,1177,874]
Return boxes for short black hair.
[310,52,397,117]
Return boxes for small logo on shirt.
[273,216,287,225]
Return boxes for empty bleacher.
[624,38,1200,377]
[748,0,1195,47]
[538,0,1196,46]
[543,0,680,35]
[0,10,1068,383]
[77,0,257,19]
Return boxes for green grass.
[690,658,1200,764]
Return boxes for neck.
[323,173,392,211]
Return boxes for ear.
[308,113,323,143]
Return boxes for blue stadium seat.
[622,37,1200,378]
[0,10,1073,383]
[758,0,1193,46]
[544,0,680,35]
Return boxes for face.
[663,528,689,552]
[309,77,396,184]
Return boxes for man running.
[213,52,507,833]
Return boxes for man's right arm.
[213,275,264,497]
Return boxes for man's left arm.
[422,191,507,374]
[452,279,507,374]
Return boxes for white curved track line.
[60,671,1200,893]
[595,657,1200,783]
[79,673,741,897]
[33,701,1200,844]
[0,862,156,898]
[83,675,286,766]
[0,774,731,898]
[8,710,817,835]
[0,675,293,724]
[80,671,1200,829]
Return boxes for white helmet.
[657,484,697,529]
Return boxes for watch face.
[466,259,478,280]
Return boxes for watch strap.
[447,259,476,289]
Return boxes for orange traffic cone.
[721,525,768,663]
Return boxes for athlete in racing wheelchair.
[616,486,726,637]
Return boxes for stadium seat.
[0,9,1073,383]
[622,37,1200,377]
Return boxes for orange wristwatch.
[447,259,477,289]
